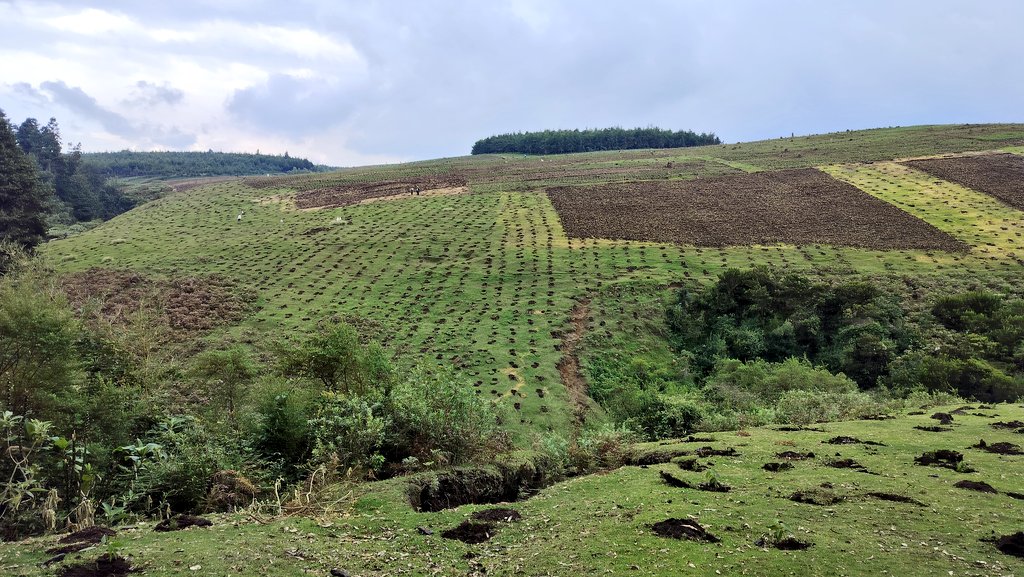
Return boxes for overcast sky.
[1,1,1022,166]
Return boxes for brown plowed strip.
[903,153,1024,210]
[557,299,592,429]
[546,168,966,250]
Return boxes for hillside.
[4,123,1023,575]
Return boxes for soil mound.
[776,451,815,461]
[970,439,1024,455]
[866,492,926,506]
[441,521,495,544]
[675,457,709,472]
[650,518,720,542]
[57,556,135,577]
[825,436,885,446]
[774,537,813,550]
[59,527,116,544]
[789,489,842,506]
[153,515,213,532]
[826,458,872,473]
[471,508,522,523]
[694,446,738,457]
[763,462,794,472]
[994,532,1024,558]
[931,413,955,425]
[915,449,972,471]
[953,480,998,493]
[991,420,1024,430]
[914,426,952,432]
[625,448,691,466]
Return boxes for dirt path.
[557,298,593,431]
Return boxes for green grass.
[3,404,1021,575]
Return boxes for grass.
[40,124,1024,441]
[2,404,1021,575]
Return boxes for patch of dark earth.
[914,426,953,432]
[154,514,213,532]
[954,480,999,494]
[755,536,813,550]
[789,489,843,506]
[776,451,815,460]
[866,492,927,507]
[59,527,116,544]
[651,518,720,542]
[990,532,1024,558]
[825,436,886,446]
[950,406,977,415]
[442,521,496,544]
[931,413,955,425]
[991,420,1024,430]
[659,471,731,492]
[625,448,691,466]
[57,555,136,577]
[763,462,795,472]
[970,439,1024,455]
[914,450,974,472]
[1007,492,1024,500]
[775,426,826,432]
[675,457,710,472]
[825,458,875,474]
[694,446,739,457]
[471,508,522,523]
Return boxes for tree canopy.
[471,127,721,155]
[0,110,47,250]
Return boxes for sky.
[1,1,1022,166]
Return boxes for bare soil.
[556,299,593,427]
[546,168,967,250]
[995,532,1024,558]
[970,439,1024,455]
[914,426,952,432]
[825,436,886,446]
[58,527,116,544]
[953,480,998,493]
[866,492,927,507]
[675,457,709,472]
[774,537,813,550]
[441,521,495,544]
[931,413,955,425]
[153,514,213,532]
[904,153,1024,210]
[915,449,971,471]
[650,518,720,542]
[57,555,135,577]
[776,451,815,461]
[471,508,522,523]
[762,462,794,472]
[291,176,468,209]
[789,488,842,506]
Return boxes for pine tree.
[0,109,48,250]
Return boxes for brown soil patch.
[931,413,955,425]
[556,298,594,428]
[953,480,998,493]
[61,268,254,335]
[153,514,213,532]
[763,462,794,472]
[903,153,1024,210]
[441,521,495,544]
[915,449,972,471]
[826,458,873,473]
[58,527,116,544]
[789,489,842,506]
[694,446,738,458]
[992,420,1024,430]
[471,508,522,523]
[651,518,720,542]
[866,492,927,506]
[168,176,238,193]
[675,457,710,472]
[776,451,815,461]
[546,168,966,250]
[659,471,730,492]
[970,439,1024,455]
[825,436,886,446]
[57,555,135,577]
[773,537,813,550]
[995,532,1024,558]
[915,426,952,432]
[292,175,468,209]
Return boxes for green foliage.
[774,389,888,426]
[246,381,314,479]
[308,392,389,474]
[705,357,857,411]
[471,126,720,155]
[279,323,393,394]
[194,346,257,417]
[0,110,47,250]
[667,267,912,388]
[886,352,1022,403]
[80,150,320,178]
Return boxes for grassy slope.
[40,124,1024,441]
[2,405,1022,575]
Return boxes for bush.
[245,379,315,480]
[308,393,389,475]
[278,322,394,394]
[775,390,888,426]
[887,351,1023,402]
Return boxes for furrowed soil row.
[902,153,1024,211]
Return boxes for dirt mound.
[46,542,93,556]
[153,514,213,532]
[994,532,1024,558]
[471,508,522,523]
[776,451,815,461]
[866,492,927,506]
[681,435,716,443]
[825,436,886,446]
[826,458,872,473]
[991,420,1024,430]
[659,471,730,492]
[774,537,813,550]
[624,448,691,466]
[660,470,692,488]
[694,446,738,457]
[547,168,966,250]
[914,425,952,432]
[915,449,972,471]
[57,556,135,577]
[650,518,720,542]
[675,457,709,472]
[409,463,549,512]
[953,480,998,493]
[1007,492,1024,500]
[763,462,794,473]
[59,527,116,544]
[789,489,842,506]
[970,439,1024,455]
[441,521,495,544]
[930,413,955,425]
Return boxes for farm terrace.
[902,153,1024,211]
[546,168,968,251]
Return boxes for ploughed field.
[903,153,1024,211]
[40,124,1024,440]
[547,167,967,250]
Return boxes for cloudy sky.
[1,1,1022,166]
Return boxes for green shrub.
[308,392,389,475]
[775,390,888,426]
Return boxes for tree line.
[471,127,721,155]
[81,150,320,178]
